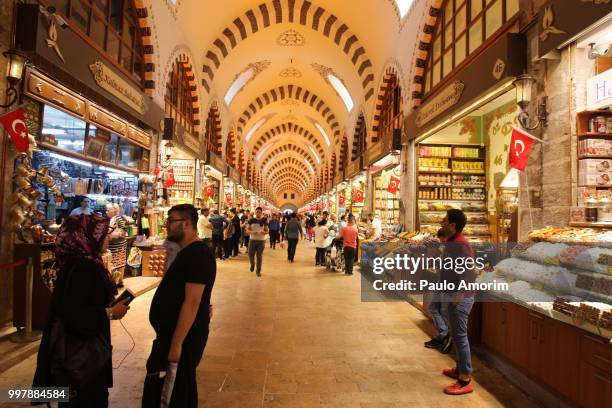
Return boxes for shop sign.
[182,132,200,156]
[346,158,362,178]
[366,141,387,166]
[89,61,147,115]
[587,69,612,111]
[538,0,612,58]
[415,80,465,128]
[333,173,344,186]
[208,151,225,173]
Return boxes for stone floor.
[0,240,539,407]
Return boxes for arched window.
[423,0,519,95]
[204,105,221,155]
[46,0,147,85]
[375,72,402,144]
[165,57,198,137]
[352,114,367,161]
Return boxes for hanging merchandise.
[387,176,400,194]
[353,189,364,203]
[509,127,535,171]
[225,192,233,206]
[0,108,32,153]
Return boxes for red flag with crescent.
[509,127,534,171]
[204,184,214,198]
[0,108,29,152]
[238,196,244,205]
[225,192,233,205]
[164,168,175,188]
[338,196,345,205]
[387,176,400,194]
[353,189,364,203]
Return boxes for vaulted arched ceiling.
[158,0,419,205]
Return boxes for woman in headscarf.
[33,214,130,408]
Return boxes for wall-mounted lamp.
[1,49,28,108]
[512,74,547,130]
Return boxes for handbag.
[49,318,111,389]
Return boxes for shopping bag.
[127,247,143,267]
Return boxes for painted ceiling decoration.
[224,60,272,105]
[277,29,306,46]
[200,0,375,101]
[236,85,341,142]
[279,67,303,78]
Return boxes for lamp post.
[1,49,28,109]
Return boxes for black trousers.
[269,230,280,248]
[287,238,298,261]
[224,238,233,258]
[212,234,224,259]
[344,247,356,274]
[243,235,250,248]
[315,247,326,265]
[232,234,241,256]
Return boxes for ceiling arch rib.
[275,183,305,197]
[200,0,375,101]
[236,85,341,141]
[269,170,309,192]
[259,144,319,172]
[268,164,310,184]
[265,157,313,180]
[273,180,307,195]
[251,122,325,158]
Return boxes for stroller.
[325,239,345,272]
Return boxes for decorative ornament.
[279,67,302,78]
[277,29,305,46]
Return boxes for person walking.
[223,211,234,260]
[197,208,212,248]
[246,207,268,276]
[241,212,251,249]
[284,213,303,263]
[33,214,130,408]
[306,214,316,241]
[230,209,242,256]
[338,214,358,275]
[208,210,227,260]
[439,209,476,396]
[424,228,453,353]
[313,220,329,266]
[239,209,248,247]
[268,213,281,249]
[143,204,216,407]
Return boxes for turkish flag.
[164,168,175,188]
[225,192,232,205]
[338,196,345,205]
[387,176,400,194]
[353,189,364,203]
[509,127,534,171]
[0,109,29,152]
[238,196,244,205]
[204,184,214,198]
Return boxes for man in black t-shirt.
[143,204,216,408]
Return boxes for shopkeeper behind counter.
[69,196,93,216]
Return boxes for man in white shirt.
[368,212,383,240]
[197,208,213,246]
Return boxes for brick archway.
[133,0,156,95]
[204,103,222,155]
[351,113,367,161]
[251,122,325,158]
[226,130,237,168]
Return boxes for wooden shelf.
[578,133,612,137]
[578,155,612,159]
[568,221,612,229]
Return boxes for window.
[165,59,198,138]
[224,69,254,105]
[314,122,331,147]
[40,105,86,154]
[244,118,267,143]
[327,74,354,112]
[291,193,295,199]
[308,145,321,164]
[423,0,519,95]
[118,137,143,168]
[394,0,414,18]
[284,193,288,199]
[353,115,367,160]
[46,0,146,85]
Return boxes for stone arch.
[164,53,201,135]
[371,66,402,144]
[133,0,156,95]
[339,135,349,172]
[237,85,341,140]
[351,113,367,161]
[269,169,309,192]
[225,129,237,168]
[266,157,313,179]
[204,102,222,154]
[408,0,443,109]
[200,0,375,100]
[260,144,318,170]
[251,122,325,158]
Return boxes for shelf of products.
[166,158,195,203]
[373,167,402,234]
[417,143,490,242]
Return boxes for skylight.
[308,145,321,164]
[327,74,354,112]
[244,117,267,142]
[224,69,254,105]
[304,161,314,175]
[314,122,331,147]
[395,0,413,18]
[256,143,273,161]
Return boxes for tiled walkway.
[0,241,538,407]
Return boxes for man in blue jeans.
[425,229,452,353]
[439,209,475,396]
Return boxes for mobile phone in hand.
[112,288,136,306]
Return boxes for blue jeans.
[447,295,474,376]
[427,291,448,339]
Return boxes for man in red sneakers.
[439,209,476,395]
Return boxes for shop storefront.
[11,3,164,329]
[344,157,367,221]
